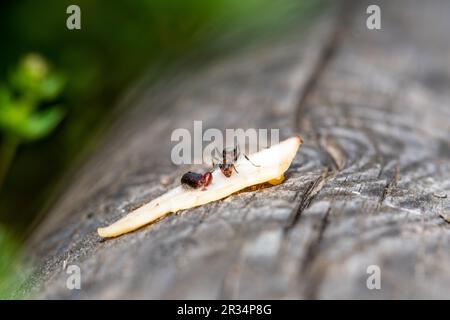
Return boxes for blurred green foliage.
[0,225,28,299]
[0,54,65,189]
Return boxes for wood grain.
[24,0,450,299]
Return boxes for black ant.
[181,171,213,190]
[212,145,259,178]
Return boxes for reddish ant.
[212,145,259,178]
[181,171,213,190]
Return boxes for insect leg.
[244,154,260,167]
[214,147,221,159]
[211,148,222,167]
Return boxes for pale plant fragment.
[98,136,302,238]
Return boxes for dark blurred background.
[0,0,326,297]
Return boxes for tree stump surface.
[26,0,450,299]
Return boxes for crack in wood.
[286,2,356,228]
[302,207,331,272]
[301,206,331,299]
[282,1,357,298]
[379,163,400,206]
[294,0,355,132]
[284,168,329,230]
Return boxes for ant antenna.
[213,147,222,161]
[236,144,260,167]
[244,154,260,167]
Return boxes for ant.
[212,145,259,178]
[180,145,259,190]
[181,171,213,190]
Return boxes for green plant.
[0,53,65,188]
[0,225,27,299]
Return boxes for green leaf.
[19,106,65,141]
[8,54,65,101]
[0,104,64,141]
[9,54,48,94]
[0,86,12,112]
[0,54,66,141]
[0,100,30,137]
[37,73,65,100]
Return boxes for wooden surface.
[25,0,450,299]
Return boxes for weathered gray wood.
[25,0,450,299]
